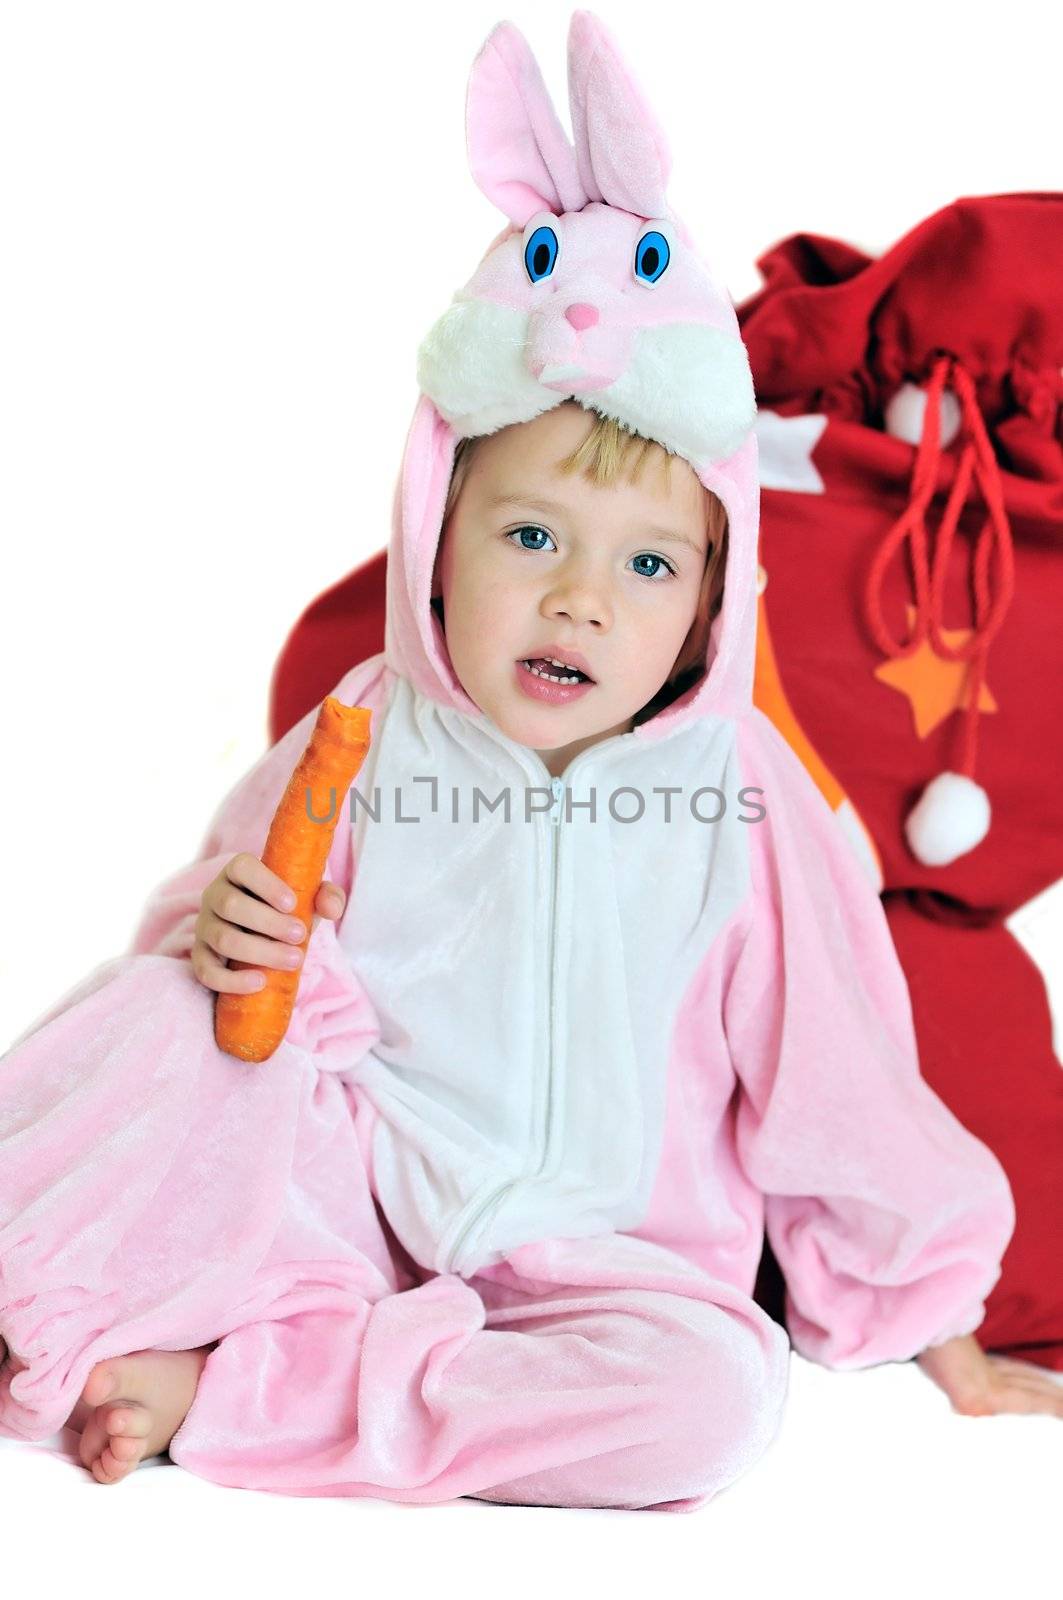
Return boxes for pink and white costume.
[0,12,1014,1512]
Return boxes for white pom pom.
[884,381,961,450]
[904,772,991,867]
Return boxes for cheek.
[450,567,522,647]
[667,585,710,671]
[634,584,704,673]
[438,537,476,610]
[480,579,526,644]
[656,581,703,643]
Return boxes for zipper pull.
[550,777,564,826]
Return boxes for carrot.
[214,697,373,1063]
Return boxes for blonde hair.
[440,403,729,722]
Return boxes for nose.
[565,302,599,331]
[543,561,612,631]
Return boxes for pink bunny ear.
[567,9,672,220]
[465,20,586,227]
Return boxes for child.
[0,13,1050,1512]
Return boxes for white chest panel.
[339,676,751,1276]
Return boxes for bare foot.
[72,1347,214,1484]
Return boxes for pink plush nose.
[565,303,599,331]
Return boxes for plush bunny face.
[417,200,756,469]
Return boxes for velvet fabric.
[0,12,1016,1509]
[0,942,784,1510]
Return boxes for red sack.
[743,192,1063,1370]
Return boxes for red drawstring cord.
[864,352,1016,781]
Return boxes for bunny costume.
[0,13,1014,1511]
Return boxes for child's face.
[432,402,713,778]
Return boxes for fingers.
[314,882,346,921]
[984,1356,1063,1418]
[986,1355,1063,1384]
[191,852,311,994]
[190,939,269,994]
[195,911,305,974]
[226,851,299,915]
[190,856,346,994]
[218,854,305,934]
[954,1356,1063,1418]
[985,1384,1062,1417]
[200,857,308,947]
[194,913,304,970]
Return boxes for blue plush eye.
[524,224,559,283]
[634,229,670,284]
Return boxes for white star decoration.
[754,410,828,493]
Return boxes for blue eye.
[524,224,559,283]
[508,524,553,551]
[630,552,675,581]
[505,526,677,582]
[634,229,670,284]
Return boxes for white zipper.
[536,776,564,1176]
[443,774,565,1274]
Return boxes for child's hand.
[915,1333,1063,1418]
[190,851,347,994]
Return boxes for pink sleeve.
[723,711,1016,1370]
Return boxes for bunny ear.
[465,20,586,227]
[567,9,672,220]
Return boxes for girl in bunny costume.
[0,13,1017,1511]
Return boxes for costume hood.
[384,10,760,745]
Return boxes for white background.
[1,1,1060,1591]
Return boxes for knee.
[654,1307,790,1500]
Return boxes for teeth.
[523,659,584,684]
[546,657,579,673]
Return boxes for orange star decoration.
[873,605,999,739]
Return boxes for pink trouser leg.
[1,956,788,1507]
[0,958,405,1442]
[169,1231,790,1512]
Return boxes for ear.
[466,20,585,225]
[567,10,672,219]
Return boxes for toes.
[82,1347,158,1408]
[77,1401,150,1479]
[108,1433,142,1463]
[76,1348,206,1478]
[78,1414,109,1471]
[88,1445,122,1483]
[106,1403,151,1439]
[95,1444,133,1482]
[81,1363,119,1406]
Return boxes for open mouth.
[515,659,597,704]
[518,656,595,685]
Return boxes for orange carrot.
[214,698,372,1063]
